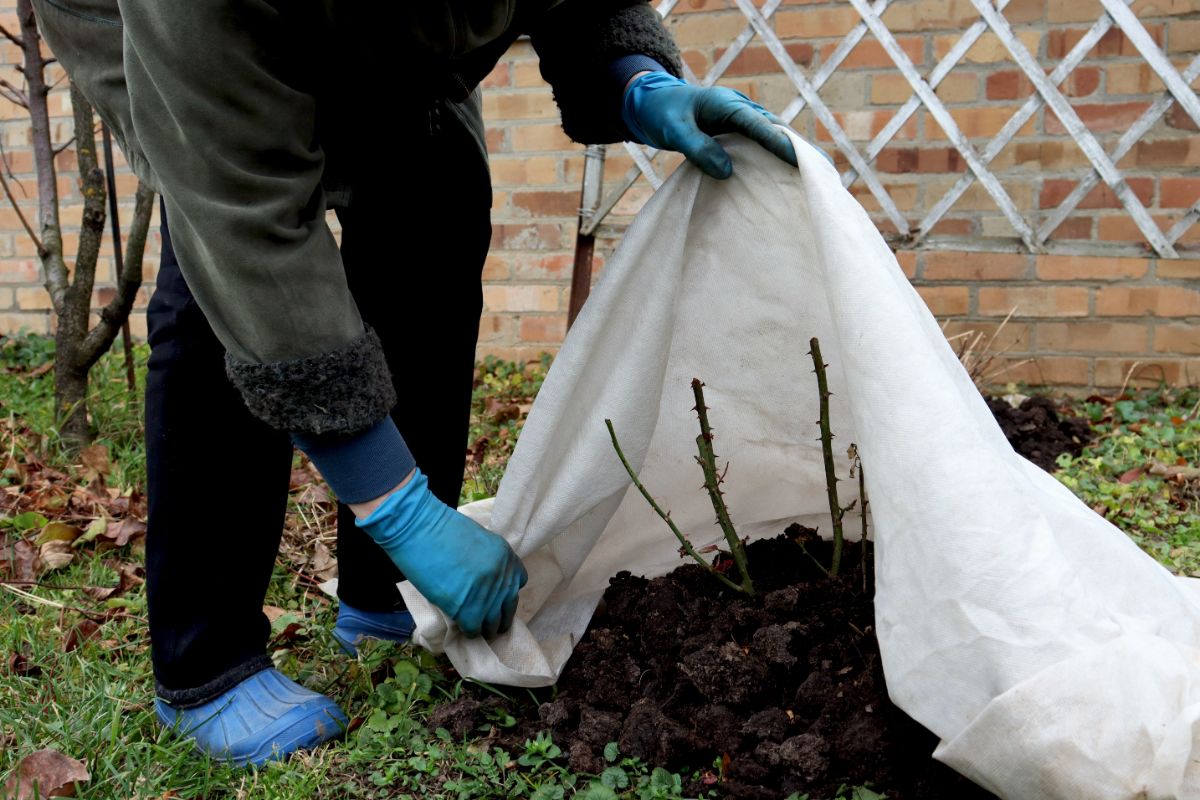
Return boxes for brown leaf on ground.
[1118,466,1145,484]
[83,561,144,601]
[35,523,81,545]
[263,605,288,624]
[7,647,40,678]
[103,518,147,547]
[78,444,110,478]
[309,541,338,582]
[38,540,74,572]
[27,360,53,379]
[1,748,90,799]
[62,619,101,653]
[1,539,40,583]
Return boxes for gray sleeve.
[117,0,394,434]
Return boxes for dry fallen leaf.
[62,620,101,654]
[38,540,74,572]
[78,444,110,480]
[309,541,338,582]
[1,748,89,799]
[103,518,147,548]
[1,539,40,583]
[262,605,288,624]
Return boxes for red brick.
[1155,323,1200,354]
[1130,138,1200,168]
[518,315,567,344]
[987,356,1091,386]
[978,286,1090,317]
[1167,103,1200,132]
[513,190,578,218]
[0,311,50,335]
[1095,286,1200,316]
[482,63,510,90]
[1045,103,1152,135]
[985,71,1031,101]
[510,124,574,152]
[1046,218,1094,240]
[876,147,967,174]
[490,224,562,251]
[482,285,559,313]
[482,255,510,281]
[928,218,974,236]
[924,252,1028,281]
[715,43,814,76]
[477,314,513,344]
[818,37,924,69]
[1036,255,1149,280]
[1037,321,1149,353]
[941,319,1032,355]
[1161,178,1200,208]
[1047,25,1163,59]
[485,128,505,154]
[1093,358,1193,387]
[916,285,969,315]
[1038,177,1154,209]
[893,250,917,279]
[0,259,38,283]
[1158,259,1200,279]
[513,254,573,280]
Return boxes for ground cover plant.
[2,332,1197,798]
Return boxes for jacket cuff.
[533,3,683,144]
[609,55,668,141]
[292,416,416,505]
[225,326,397,436]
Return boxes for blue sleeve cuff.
[609,54,668,93]
[292,416,416,505]
[609,54,670,141]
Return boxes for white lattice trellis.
[576,0,1200,261]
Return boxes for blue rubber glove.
[356,468,526,639]
[622,71,798,179]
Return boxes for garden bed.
[428,395,1102,798]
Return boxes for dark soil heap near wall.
[986,395,1092,472]
[433,533,997,799]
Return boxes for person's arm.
[120,1,392,439]
[529,1,797,178]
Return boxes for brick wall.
[1,0,1198,388]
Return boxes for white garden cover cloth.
[400,134,1200,799]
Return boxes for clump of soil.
[987,395,1092,471]
[434,531,996,799]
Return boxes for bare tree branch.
[81,182,154,367]
[0,77,27,107]
[52,134,76,156]
[17,0,66,310]
[0,23,23,48]
[70,82,106,301]
[0,168,41,254]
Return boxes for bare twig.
[52,134,76,157]
[0,23,22,48]
[850,443,869,593]
[0,168,41,254]
[606,418,750,595]
[691,379,754,596]
[809,337,844,576]
[0,77,27,107]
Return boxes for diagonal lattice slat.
[969,0,1176,257]
[733,0,911,234]
[916,0,1129,245]
[847,0,1036,249]
[577,0,1200,256]
[1038,53,1200,243]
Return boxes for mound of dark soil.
[986,395,1092,471]
[433,531,997,799]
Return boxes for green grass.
[2,333,1197,799]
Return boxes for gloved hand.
[356,469,527,638]
[622,71,798,179]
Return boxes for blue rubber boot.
[332,602,416,656]
[155,668,347,767]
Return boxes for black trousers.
[145,120,492,705]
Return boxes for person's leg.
[332,109,493,615]
[145,200,294,704]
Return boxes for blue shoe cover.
[155,668,347,767]
[332,602,415,655]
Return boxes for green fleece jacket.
[33,0,681,434]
